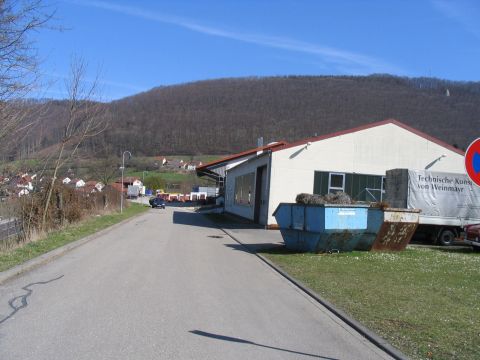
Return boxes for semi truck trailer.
[385,169,480,245]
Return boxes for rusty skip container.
[370,208,420,251]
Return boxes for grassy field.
[126,170,202,183]
[0,154,222,181]
[125,170,211,191]
[0,158,42,172]
[262,246,480,360]
[152,154,222,164]
[0,203,148,272]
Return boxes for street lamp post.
[142,170,148,197]
[120,150,132,214]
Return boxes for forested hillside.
[12,75,480,159]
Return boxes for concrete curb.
[0,210,148,285]
[221,227,409,360]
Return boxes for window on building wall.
[314,171,385,201]
[328,173,345,193]
[347,174,384,202]
[234,172,255,206]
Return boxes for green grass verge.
[262,247,480,360]
[0,203,148,272]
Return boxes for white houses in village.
[199,119,466,227]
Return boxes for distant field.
[0,154,223,182]
[152,155,222,164]
[125,170,208,184]
[0,158,42,172]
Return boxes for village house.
[85,181,105,192]
[115,177,143,192]
[186,161,203,171]
[71,179,86,188]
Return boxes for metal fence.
[0,218,22,249]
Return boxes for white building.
[18,189,30,197]
[74,179,86,188]
[197,142,288,187]
[95,182,105,192]
[220,119,466,227]
[85,181,105,192]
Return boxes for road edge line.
[220,227,409,360]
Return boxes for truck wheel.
[438,229,456,246]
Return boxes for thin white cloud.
[431,0,480,39]
[70,0,405,75]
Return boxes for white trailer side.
[385,169,480,244]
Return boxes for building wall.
[267,123,465,225]
[225,155,270,221]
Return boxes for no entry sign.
[465,138,480,187]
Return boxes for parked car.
[464,223,480,251]
[149,197,166,209]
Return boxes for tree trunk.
[41,143,65,231]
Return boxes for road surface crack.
[0,275,64,325]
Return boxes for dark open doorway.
[254,166,267,224]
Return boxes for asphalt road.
[0,208,393,360]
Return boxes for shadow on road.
[199,212,264,230]
[172,210,263,230]
[172,211,218,229]
[224,242,284,254]
[189,330,339,359]
[173,211,284,254]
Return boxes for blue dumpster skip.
[273,204,378,252]
[273,203,418,252]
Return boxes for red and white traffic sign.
[465,138,480,187]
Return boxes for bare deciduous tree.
[41,57,108,230]
[89,138,119,186]
[0,0,54,150]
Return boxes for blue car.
[150,197,166,209]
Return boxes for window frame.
[328,172,345,193]
[234,172,255,207]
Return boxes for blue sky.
[34,0,480,100]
